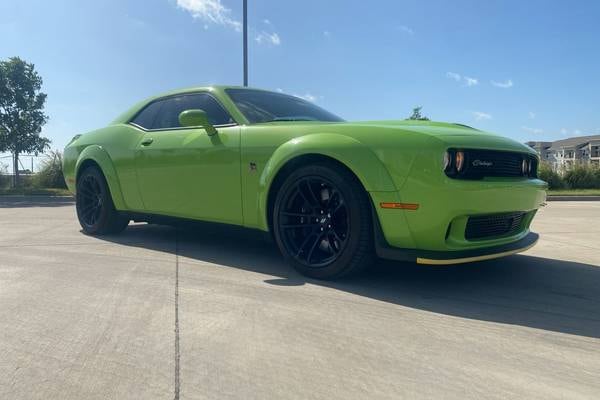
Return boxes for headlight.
[443,151,451,171]
[522,159,529,176]
[455,151,465,172]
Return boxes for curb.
[547,195,600,201]
[0,195,74,204]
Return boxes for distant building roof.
[526,141,552,147]
[548,135,600,151]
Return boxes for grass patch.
[0,187,72,196]
[547,189,600,196]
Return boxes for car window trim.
[128,91,238,131]
[129,121,238,132]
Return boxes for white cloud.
[176,1,282,45]
[491,79,514,88]
[464,76,479,86]
[323,30,331,37]
[294,93,317,102]
[446,72,461,82]
[472,111,492,121]
[574,129,581,135]
[176,0,242,31]
[275,88,284,93]
[521,126,543,134]
[560,128,568,135]
[255,31,280,45]
[398,25,414,35]
[528,111,536,119]
[447,72,478,86]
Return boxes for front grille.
[446,149,538,179]
[465,212,526,240]
[468,150,529,177]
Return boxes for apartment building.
[526,135,600,171]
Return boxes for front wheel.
[76,166,129,235]
[273,162,374,279]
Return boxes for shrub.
[0,162,9,188]
[34,150,67,189]
[594,166,600,186]
[538,162,565,189]
[20,174,35,188]
[563,163,600,189]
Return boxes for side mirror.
[178,109,218,136]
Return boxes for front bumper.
[369,176,546,252]
[375,230,539,265]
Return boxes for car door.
[133,92,242,225]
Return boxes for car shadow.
[97,222,600,339]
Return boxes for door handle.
[141,138,154,146]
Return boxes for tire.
[76,166,129,235]
[273,161,374,279]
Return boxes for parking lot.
[0,198,599,399]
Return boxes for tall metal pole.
[243,0,248,86]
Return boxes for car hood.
[340,120,536,155]
[347,120,492,137]
[253,119,536,155]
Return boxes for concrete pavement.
[0,199,599,399]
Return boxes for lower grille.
[465,212,526,240]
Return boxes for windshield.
[225,89,345,124]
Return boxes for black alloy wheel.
[76,166,129,235]
[278,176,349,267]
[273,162,373,279]
[78,173,104,227]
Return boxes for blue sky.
[1,0,600,155]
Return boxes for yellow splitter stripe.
[416,238,538,265]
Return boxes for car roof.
[152,85,271,98]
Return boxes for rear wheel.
[273,162,374,279]
[76,166,129,235]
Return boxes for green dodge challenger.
[63,86,547,279]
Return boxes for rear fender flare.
[75,145,126,210]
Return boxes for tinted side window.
[151,94,234,130]
[131,100,163,129]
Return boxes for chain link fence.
[0,154,48,188]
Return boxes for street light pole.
[243,0,248,86]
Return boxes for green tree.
[407,106,430,121]
[0,57,50,187]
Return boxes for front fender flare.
[256,133,397,230]
[75,145,126,210]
